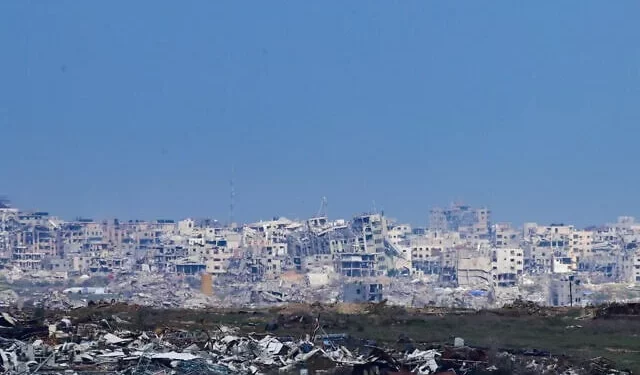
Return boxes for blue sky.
[1,1,639,227]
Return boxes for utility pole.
[568,274,575,307]
[569,279,573,307]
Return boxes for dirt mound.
[499,299,554,317]
[595,302,640,319]
[334,303,369,315]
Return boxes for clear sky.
[1,1,639,227]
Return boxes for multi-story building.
[568,229,594,264]
[9,211,62,271]
[247,257,283,281]
[287,218,350,272]
[410,231,461,274]
[337,253,378,277]
[429,203,491,239]
[351,213,387,254]
[457,249,492,288]
[548,274,583,307]
[346,213,390,275]
[625,247,640,283]
[492,247,524,287]
[492,223,520,248]
[342,281,383,303]
[152,243,188,272]
[0,201,19,260]
[386,224,412,245]
[525,223,573,271]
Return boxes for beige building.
[526,223,574,240]
[492,247,524,287]
[12,215,62,270]
[568,229,594,264]
[410,231,461,260]
[178,218,196,236]
[350,213,390,273]
[429,203,490,239]
[351,213,387,253]
[631,249,640,283]
[457,254,492,288]
[526,224,573,269]
[492,223,520,248]
[409,231,462,276]
[386,224,412,245]
[248,257,283,281]
[461,207,491,240]
[612,216,640,233]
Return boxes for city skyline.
[0,195,634,231]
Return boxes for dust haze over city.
[1,2,640,374]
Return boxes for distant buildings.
[342,281,383,303]
[429,202,491,240]
[2,197,640,307]
[548,274,583,307]
[457,252,491,288]
[410,231,461,276]
[492,248,524,287]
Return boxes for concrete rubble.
[0,311,467,375]
[0,267,606,312]
[0,309,633,375]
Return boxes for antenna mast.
[317,196,328,218]
[229,166,235,225]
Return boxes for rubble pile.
[0,290,20,309]
[595,302,640,319]
[0,311,490,375]
[500,299,557,317]
[0,270,545,312]
[0,269,525,312]
[589,357,631,375]
[0,307,634,375]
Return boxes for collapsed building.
[4,196,640,309]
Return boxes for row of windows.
[411,247,444,252]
